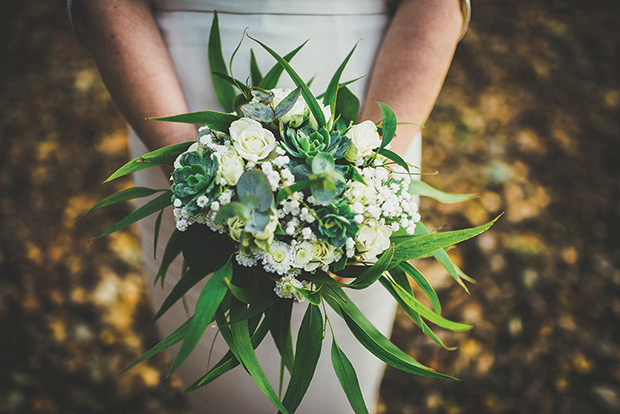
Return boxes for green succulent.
[313,201,359,247]
[279,124,350,162]
[171,150,220,212]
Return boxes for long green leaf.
[323,44,357,118]
[334,86,360,126]
[79,187,164,221]
[152,267,208,322]
[390,216,501,265]
[379,148,410,173]
[398,262,441,314]
[323,289,455,379]
[409,180,476,203]
[152,209,164,260]
[229,300,290,414]
[378,102,397,149]
[228,292,279,323]
[250,49,263,85]
[387,277,471,331]
[413,221,475,291]
[208,11,235,112]
[282,304,323,413]
[259,40,308,90]
[269,301,295,373]
[154,229,183,287]
[379,277,455,350]
[123,317,192,373]
[150,111,240,132]
[225,278,261,304]
[251,36,326,129]
[349,245,394,289]
[212,72,251,96]
[104,142,193,183]
[331,338,369,414]
[170,258,232,373]
[92,191,172,239]
[185,314,270,391]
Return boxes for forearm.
[362,0,463,154]
[75,0,196,151]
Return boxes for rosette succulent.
[171,149,220,212]
[313,201,359,247]
[279,124,350,162]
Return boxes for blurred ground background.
[1,1,619,413]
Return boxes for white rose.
[229,118,276,162]
[344,120,381,164]
[304,240,340,272]
[356,220,393,261]
[272,88,307,127]
[227,217,245,242]
[217,150,244,186]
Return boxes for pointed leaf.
[250,49,263,85]
[154,229,183,287]
[251,36,326,129]
[79,187,165,221]
[150,111,240,132]
[282,304,323,412]
[170,258,232,373]
[323,44,357,118]
[377,102,397,149]
[212,71,251,95]
[269,300,295,373]
[123,317,192,373]
[92,191,172,239]
[152,209,164,260]
[398,262,441,314]
[409,180,476,203]
[186,313,270,391]
[349,244,394,289]
[391,216,501,265]
[208,11,235,112]
[335,86,360,126]
[228,301,290,413]
[225,278,261,304]
[331,338,369,414]
[323,289,455,379]
[104,142,193,182]
[259,40,308,89]
[153,267,208,322]
[378,148,409,173]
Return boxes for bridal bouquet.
[85,14,496,414]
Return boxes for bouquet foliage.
[84,14,497,414]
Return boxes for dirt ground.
[1,1,619,413]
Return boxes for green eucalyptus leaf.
[276,180,312,205]
[311,152,336,175]
[241,102,276,122]
[92,191,172,239]
[104,142,193,183]
[150,111,240,132]
[275,87,301,119]
[251,89,274,103]
[208,11,235,112]
[237,169,274,211]
[409,180,477,203]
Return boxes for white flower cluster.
[170,88,422,299]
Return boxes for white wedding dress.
[75,1,422,413]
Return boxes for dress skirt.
[130,2,421,413]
